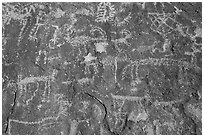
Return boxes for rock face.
[2,2,202,135]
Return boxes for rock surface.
[2,2,202,135]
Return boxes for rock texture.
[2,2,202,135]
